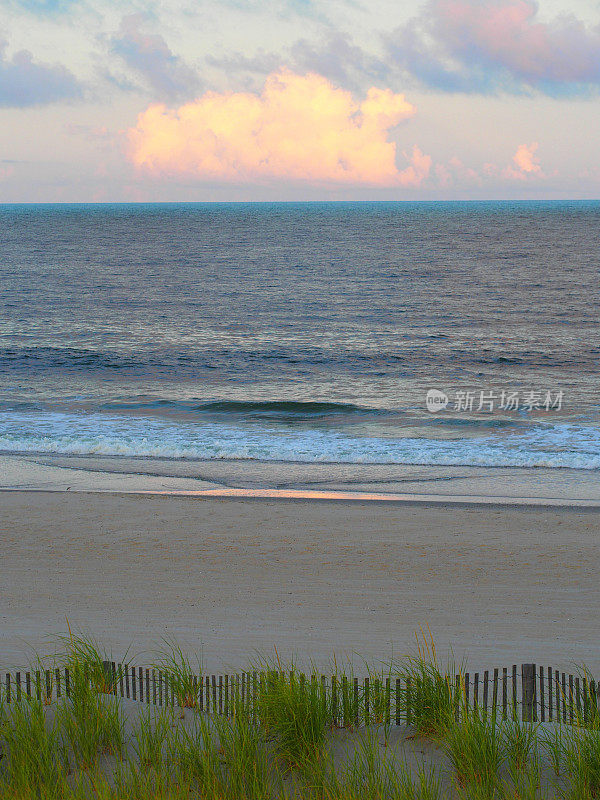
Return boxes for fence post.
[522,663,536,721]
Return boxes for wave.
[0,411,599,469]
[5,345,592,380]
[0,347,141,372]
[101,399,378,419]
[196,400,369,416]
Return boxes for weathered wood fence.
[1,662,597,727]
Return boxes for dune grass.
[502,709,540,773]
[394,630,459,739]
[253,658,330,768]
[0,697,67,799]
[441,704,503,799]
[57,660,124,770]
[152,637,202,710]
[0,633,597,798]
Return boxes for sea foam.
[1,411,599,469]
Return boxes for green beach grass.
[0,633,598,799]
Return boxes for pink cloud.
[438,0,599,82]
[503,142,544,180]
[388,0,600,93]
[127,70,426,186]
[434,143,545,186]
[435,156,482,186]
[400,146,432,186]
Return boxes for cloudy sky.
[1,0,599,201]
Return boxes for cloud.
[0,37,82,107]
[111,14,201,100]
[387,0,600,94]
[512,142,542,174]
[432,143,545,186]
[206,50,282,77]
[127,69,423,186]
[206,31,387,94]
[503,142,544,179]
[288,32,389,92]
[8,0,75,13]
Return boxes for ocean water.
[1,202,599,485]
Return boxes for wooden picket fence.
[2,662,598,727]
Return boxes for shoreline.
[2,452,600,508]
[2,486,600,509]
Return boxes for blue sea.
[1,202,599,491]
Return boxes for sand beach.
[1,488,599,674]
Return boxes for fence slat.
[492,669,499,716]
[454,674,460,721]
[483,670,489,713]
[385,677,391,726]
[539,666,545,722]
[522,664,535,722]
[333,676,339,726]
[512,665,517,714]
[341,676,348,727]
[569,674,574,724]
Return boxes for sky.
[0,0,599,201]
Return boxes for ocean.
[1,201,599,494]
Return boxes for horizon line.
[1,198,599,206]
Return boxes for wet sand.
[1,491,599,673]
